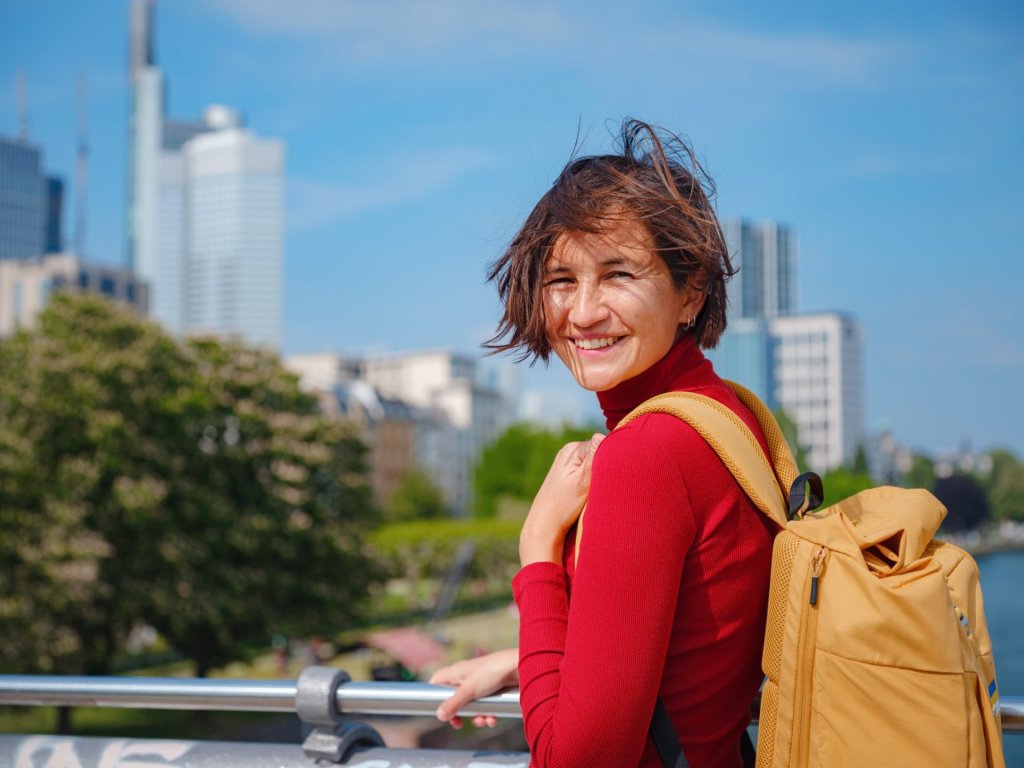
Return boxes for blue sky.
[2,0,1022,457]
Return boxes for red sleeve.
[513,415,696,768]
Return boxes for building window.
[100,276,117,297]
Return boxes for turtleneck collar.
[596,335,717,431]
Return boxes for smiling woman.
[429,120,773,768]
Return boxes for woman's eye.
[544,277,574,287]
[607,271,633,280]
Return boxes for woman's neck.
[596,335,714,430]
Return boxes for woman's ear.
[677,280,709,325]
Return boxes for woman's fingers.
[430,649,519,728]
[435,678,483,723]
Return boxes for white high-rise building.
[128,1,283,347]
[184,115,283,348]
[723,219,796,320]
[769,313,864,470]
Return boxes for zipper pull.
[809,546,826,606]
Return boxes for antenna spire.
[75,71,89,257]
[15,70,29,140]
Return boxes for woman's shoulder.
[601,382,762,464]
[598,405,720,467]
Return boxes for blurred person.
[430,119,775,767]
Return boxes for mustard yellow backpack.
[620,382,1005,768]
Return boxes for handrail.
[0,673,1020,732]
[0,673,521,718]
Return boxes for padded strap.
[725,380,799,495]
[650,696,688,768]
[618,390,790,529]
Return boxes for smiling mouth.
[573,336,623,350]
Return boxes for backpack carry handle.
[788,472,824,520]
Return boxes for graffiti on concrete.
[15,737,193,768]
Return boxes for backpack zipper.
[793,545,826,767]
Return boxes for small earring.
[686,316,695,330]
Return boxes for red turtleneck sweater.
[513,337,775,768]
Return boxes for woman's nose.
[568,281,610,327]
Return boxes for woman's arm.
[515,418,696,767]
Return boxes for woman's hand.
[429,648,519,729]
[520,433,605,566]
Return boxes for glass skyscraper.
[0,136,45,261]
[722,218,796,320]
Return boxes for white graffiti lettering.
[14,737,194,768]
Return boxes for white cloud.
[202,0,568,52]
[199,0,912,89]
[287,145,494,230]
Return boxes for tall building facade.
[709,220,865,470]
[184,119,283,347]
[769,313,864,471]
[128,1,283,347]
[723,219,796,320]
[0,136,46,261]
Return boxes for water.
[978,549,1024,766]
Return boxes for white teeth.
[574,337,619,350]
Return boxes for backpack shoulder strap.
[617,389,790,529]
[724,380,800,495]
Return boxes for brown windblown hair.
[485,119,734,362]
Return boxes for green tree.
[934,473,991,532]
[773,408,809,470]
[386,469,448,522]
[903,453,936,491]
[0,293,381,684]
[473,422,597,518]
[980,449,1024,521]
[851,444,870,476]
[820,467,875,506]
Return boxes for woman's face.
[543,219,705,392]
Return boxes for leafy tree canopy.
[0,293,381,677]
[472,422,597,518]
[979,449,1024,522]
[385,469,448,522]
[934,473,991,533]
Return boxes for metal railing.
[0,672,521,717]
[0,670,1020,768]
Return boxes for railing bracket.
[297,666,384,763]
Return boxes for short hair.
[485,119,734,362]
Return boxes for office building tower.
[184,114,283,348]
[44,176,64,253]
[723,219,796,320]
[128,0,283,347]
[769,313,864,470]
[0,135,45,261]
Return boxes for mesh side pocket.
[762,532,800,682]
[756,679,779,768]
